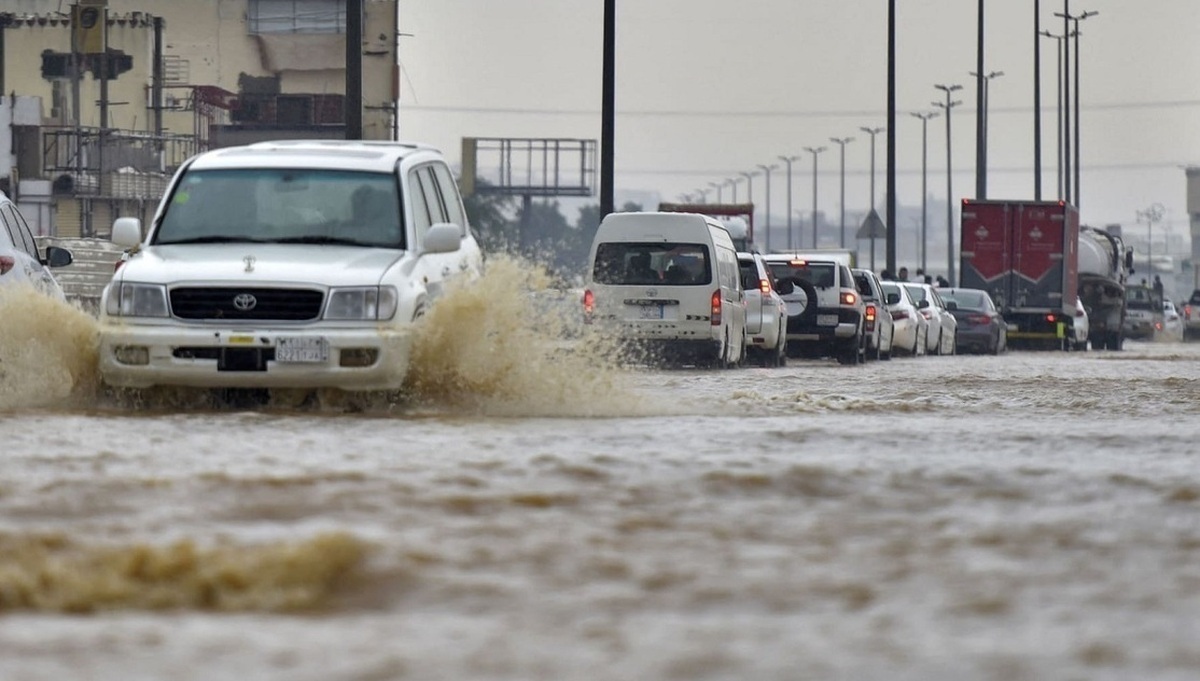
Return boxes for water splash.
[0,290,100,411]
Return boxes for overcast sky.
[397,0,1200,238]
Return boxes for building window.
[248,0,346,35]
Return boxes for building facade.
[1,0,398,237]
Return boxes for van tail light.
[0,255,13,275]
[840,291,858,306]
[711,289,722,326]
[582,289,594,324]
[759,278,771,294]
[1045,314,1057,323]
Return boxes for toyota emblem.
[232,293,258,311]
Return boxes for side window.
[2,205,36,257]
[407,168,433,244]
[431,163,468,235]
[417,166,447,225]
[0,206,17,249]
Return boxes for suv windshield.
[154,168,404,248]
[593,242,711,285]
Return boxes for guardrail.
[35,236,125,316]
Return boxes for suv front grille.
[170,287,325,321]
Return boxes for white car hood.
[116,244,407,287]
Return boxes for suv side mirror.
[112,217,142,248]
[424,223,462,254]
[43,245,74,268]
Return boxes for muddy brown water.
[2,269,1198,680]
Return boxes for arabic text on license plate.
[817,314,839,326]
[638,305,664,320]
[276,337,329,363]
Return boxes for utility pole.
[804,147,826,249]
[974,0,986,200]
[934,83,963,285]
[912,112,939,273]
[829,138,854,249]
[778,155,802,251]
[1040,29,1068,200]
[1033,0,1043,200]
[600,0,615,218]
[709,181,724,204]
[886,0,898,274]
[740,170,759,215]
[346,0,363,140]
[859,127,885,212]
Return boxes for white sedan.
[903,282,957,355]
[881,281,927,357]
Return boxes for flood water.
[1,269,1198,681]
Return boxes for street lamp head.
[779,154,803,164]
[829,136,855,146]
[1081,10,1099,20]
[911,111,939,121]
[859,126,885,136]
[934,83,964,93]
[757,163,778,174]
[804,146,827,156]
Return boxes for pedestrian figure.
[898,266,909,281]
[936,275,950,288]
[1153,275,1164,299]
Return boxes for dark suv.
[761,255,866,365]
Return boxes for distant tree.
[461,183,517,253]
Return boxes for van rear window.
[593,242,711,285]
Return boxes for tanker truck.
[1077,225,1134,350]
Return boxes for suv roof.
[187,140,443,173]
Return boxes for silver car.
[0,191,73,301]
[738,252,788,366]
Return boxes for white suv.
[98,140,483,392]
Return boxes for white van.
[584,212,747,367]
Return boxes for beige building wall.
[4,0,398,139]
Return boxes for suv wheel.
[835,334,862,366]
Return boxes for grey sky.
[397,1,1200,235]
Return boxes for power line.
[402,99,1200,118]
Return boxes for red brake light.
[711,289,722,325]
[1045,314,1057,323]
[759,278,771,294]
[0,255,13,275]
[968,313,991,325]
[789,259,807,266]
[840,291,857,306]
[582,289,594,323]
[865,304,877,321]
[892,310,909,320]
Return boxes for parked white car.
[881,281,926,357]
[0,191,73,301]
[851,268,895,360]
[1070,296,1090,351]
[737,252,788,366]
[98,140,483,393]
[903,282,957,355]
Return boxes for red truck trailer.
[959,199,1080,348]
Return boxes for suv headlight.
[325,286,398,320]
[105,282,170,317]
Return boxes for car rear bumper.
[98,321,412,391]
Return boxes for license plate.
[276,336,329,363]
[817,314,839,326]
[637,305,664,320]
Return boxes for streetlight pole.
[804,147,826,249]
[969,70,1004,200]
[778,155,803,251]
[709,181,724,204]
[934,83,963,285]
[1070,10,1097,209]
[912,112,939,273]
[696,188,710,204]
[757,164,778,251]
[1055,1,1072,205]
[829,137,854,249]
[740,170,759,211]
[1040,29,1068,200]
[1139,203,1164,280]
[859,127,885,212]
[727,178,739,203]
